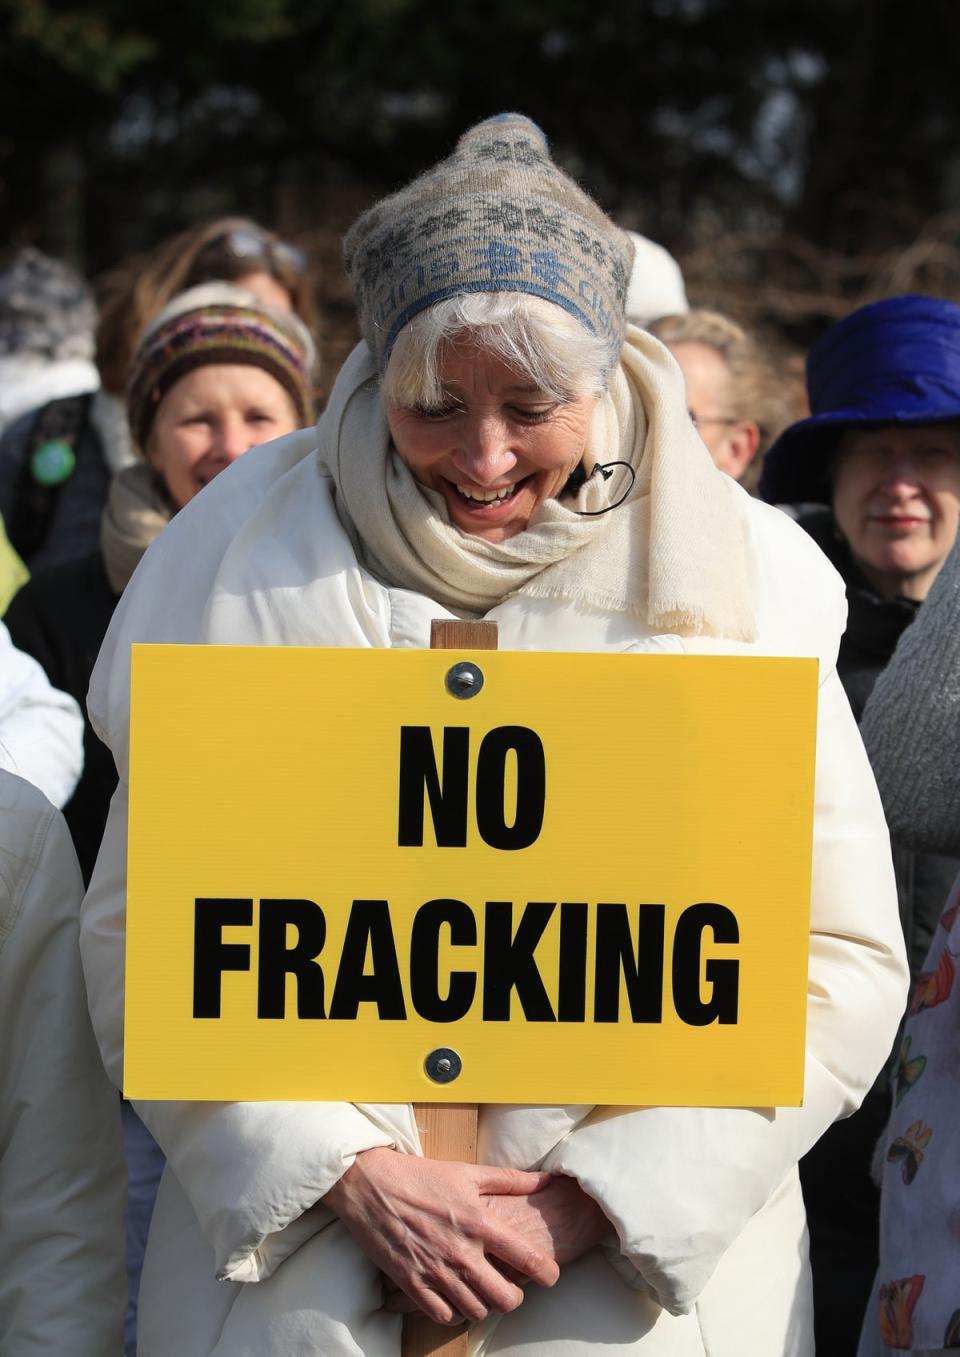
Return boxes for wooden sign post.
[402,619,494,1357]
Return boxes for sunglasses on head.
[205,228,308,280]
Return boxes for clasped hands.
[323,1146,612,1326]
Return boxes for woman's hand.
[482,1173,614,1270]
[381,1173,614,1317]
[323,1147,560,1325]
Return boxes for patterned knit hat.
[343,113,635,371]
[127,282,316,449]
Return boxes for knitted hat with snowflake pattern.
[343,113,634,372]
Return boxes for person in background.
[0,246,98,437]
[622,229,688,327]
[94,215,317,397]
[7,280,316,887]
[759,293,960,1356]
[649,308,792,490]
[0,767,126,1354]
[7,282,315,1357]
[852,534,960,1355]
[79,112,906,1357]
[0,216,316,572]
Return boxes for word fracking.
[193,896,740,1027]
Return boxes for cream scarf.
[100,462,175,594]
[318,326,757,640]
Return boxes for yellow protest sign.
[124,645,817,1106]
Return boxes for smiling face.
[147,363,299,509]
[385,340,597,542]
[832,423,960,600]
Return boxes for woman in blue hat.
[760,294,960,1356]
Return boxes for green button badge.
[31,440,76,487]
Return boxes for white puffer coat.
[0,770,126,1353]
[81,424,908,1357]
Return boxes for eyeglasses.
[202,228,308,281]
[689,410,737,430]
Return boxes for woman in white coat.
[82,113,908,1356]
[0,769,126,1352]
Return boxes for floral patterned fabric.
[859,880,960,1354]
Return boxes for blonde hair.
[382,294,610,409]
[649,309,791,457]
[95,217,316,395]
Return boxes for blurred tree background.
[2,0,959,378]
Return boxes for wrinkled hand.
[483,1174,614,1271]
[323,1147,560,1325]
[382,1174,614,1316]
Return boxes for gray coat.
[860,534,960,857]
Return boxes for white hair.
[382,293,610,408]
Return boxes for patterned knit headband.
[127,283,315,448]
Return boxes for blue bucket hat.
[759,295,960,505]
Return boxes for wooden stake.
[429,619,498,651]
[401,619,496,1357]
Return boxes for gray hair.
[382,293,611,408]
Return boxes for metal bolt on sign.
[424,1047,463,1084]
[445,662,484,699]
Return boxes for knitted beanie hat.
[343,113,634,372]
[0,246,95,361]
[127,282,316,449]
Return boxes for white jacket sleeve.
[81,782,396,1285]
[0,773,126,1353]
[0,619,84,808]
[541,667,909,1315]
